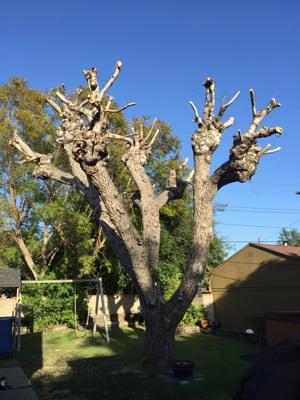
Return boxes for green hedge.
[22,280,87,331]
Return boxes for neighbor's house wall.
[211,245,300,332]
[202,291,215,321]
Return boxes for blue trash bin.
[0,317,13,354]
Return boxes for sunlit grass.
[16,327,255,400]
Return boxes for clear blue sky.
[2,0,300,254]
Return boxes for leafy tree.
[202,235,229,291]
[0,79,105,279]
[278,228,300,246]
[11,62,282,366]
[0,78,55,278]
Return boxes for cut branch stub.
[45,62,136,169]
[156,166,191,209]
[190,78,239,159]
[121,120,159,166]
[83,67,101,105]
[203,77,215,121]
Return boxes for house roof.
[211,242,300,276]
[250,243,300,259]
[0,269,21,288]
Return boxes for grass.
[15,327,255,400]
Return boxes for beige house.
[211,243,300,332]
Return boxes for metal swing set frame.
[0,269,110,353]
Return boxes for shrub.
[181,303,205,326]
[22,275,87,331]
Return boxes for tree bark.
[13,232,39,280]
[8,180,39,280]
[143,309,176,367]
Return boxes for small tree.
[278,228,300,246]
[11,62,282,366]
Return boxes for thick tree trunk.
[143,310,176,367]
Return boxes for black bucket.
[172,360,194,379]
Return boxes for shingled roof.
[250,243,300,259]
[0,269,21,288]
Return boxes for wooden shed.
[211,243,300,333]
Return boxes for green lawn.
[15,327,255,400]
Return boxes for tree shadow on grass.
[15,331,43,377]
[176,333,256,398]
[52,353,213,400]
[17,327,255,400]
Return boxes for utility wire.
[227,240,277,243]
[216,205,300,212]
[249,182,298,187]
[262,217,300,242]
[217,210,300,215]
[218,222,287,229]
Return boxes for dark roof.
[0,269,21,288]
[250,243,300,259]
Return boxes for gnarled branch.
[10,130,77,186]
[211,91,283,189]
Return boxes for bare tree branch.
[46,97,62,115]
[10,130,77,186]
[107,102,136,113]
[222,117,235,129]
[189,101,203,127]
[259,144,282,157]
[55,90,74,108]
[247,93,281,135]
[264,146,281,155]
[203,77,215,121]
[99,60,123,100]
[106,132,133,145]
[141,118,158,144]
[249,88,257,117]
[217,90,240,119]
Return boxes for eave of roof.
[249,243,300,260]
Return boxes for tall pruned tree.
[11,62,283,366]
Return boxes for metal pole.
[16,286,21,352]
[74,283,77,330]
[22,278,98,284]
[93,279,100,336]
[16,303,21,352]
[99,278,110,343]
